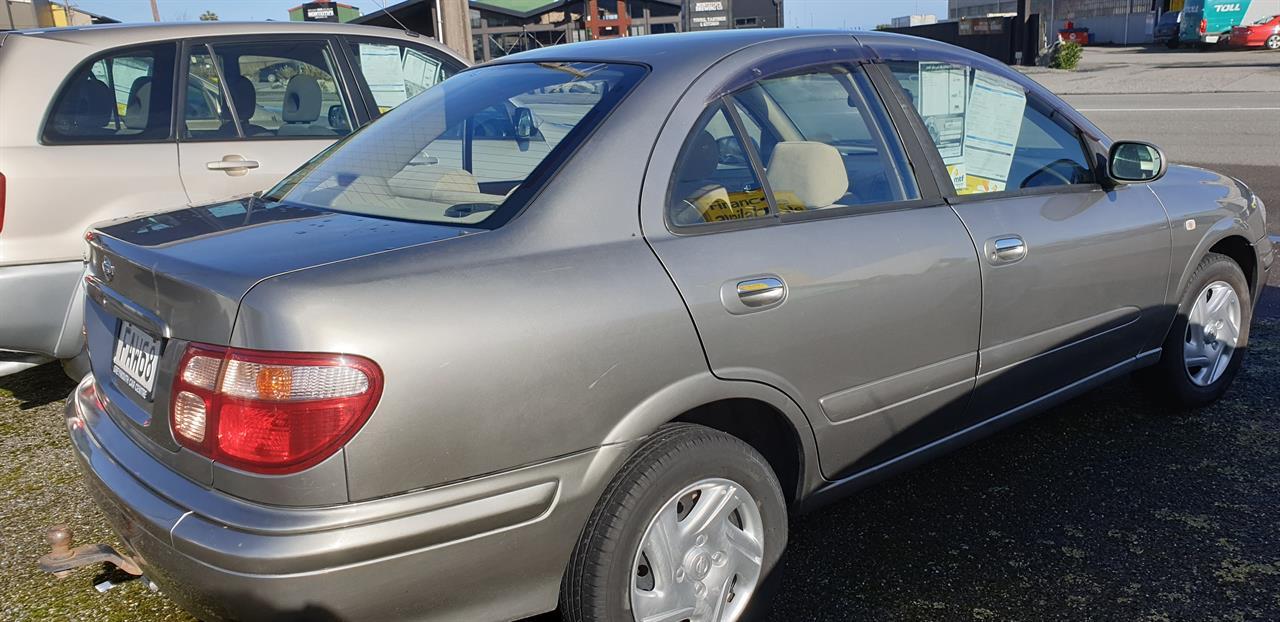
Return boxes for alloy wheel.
[631,478,764,622]
[1183,280,1242,387]
[1267,35,1280,50]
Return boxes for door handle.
[988,236,1027,264]
[736,277,786,308]
[207,155,260,177]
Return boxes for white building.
[891,14,939,28]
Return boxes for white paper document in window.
[360,44,409,111]
[959,70,1025,193]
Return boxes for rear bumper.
[66,376,630,621]
[0,260,85,358]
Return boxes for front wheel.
[1143,253,1251,408]
[561,424,787,622]
[1266,34,1280,50]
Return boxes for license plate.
[112,321,161,400]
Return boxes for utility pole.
[149,0,160,22]
[434,0,473,63]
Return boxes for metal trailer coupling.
[36,524,143,578]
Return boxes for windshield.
[1254,15,1278,25]
[266,61,646,226]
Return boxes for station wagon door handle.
[207,155,260,177]
[736,277,786,308]
[988,236,1027,264]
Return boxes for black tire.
[1143,252,1252,408]
[561,423,788,622]
[1166,39,1181,49]
[1266,35,1280,51]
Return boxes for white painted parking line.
[1076,107,1280,112]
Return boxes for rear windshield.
[266,61,646,226]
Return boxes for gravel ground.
[0,366,192,622]
[3,320,1277,621]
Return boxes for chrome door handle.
[989,236,1027,264]
[207,155,260,176]
[736,277,786,308]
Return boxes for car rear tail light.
[0,172,6,234]
[1200,19,1207,35]
[171,343,383,474]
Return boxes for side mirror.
[512,107,538,139]
[1108,141,1167,184]
[328,105,350,132]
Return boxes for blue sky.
[73,0,949,30]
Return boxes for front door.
[879,57,1172,418]
[644,62,983,478]
[177,37,355,204]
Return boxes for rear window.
[266,61,646,226]
[43,43,177,144]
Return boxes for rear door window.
[668,64,919,227]
[44,44,177,144]
[182,40,354,140]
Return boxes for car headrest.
[224,75,257,123]
[283,74,321,123]
[60,76,114,131]
[678,131,721,183]
[765,141,848,209]
[124,77,152,130]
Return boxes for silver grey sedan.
[60,29,1271,622]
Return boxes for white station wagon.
[0,22,465,377]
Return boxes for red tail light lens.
[1200,18,1207,35]
[0,172,6,234]
[171,343,383,474]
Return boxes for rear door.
[873,52,1172,419]
[643,54,983,478]
[176,36,359,204]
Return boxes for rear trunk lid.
[84,198,473,464]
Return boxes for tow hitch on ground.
[36,524,142,578]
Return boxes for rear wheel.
[561,424,787,622]
[1166,39,1181,49]
[1143,253,1251,408]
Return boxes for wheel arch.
[1173,223,1261,309]
[1207,235,1259,300]
[602,372,822,507]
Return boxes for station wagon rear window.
[267,62,646,226]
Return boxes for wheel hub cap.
[1183,280,1241,387]
[631,478,764,622]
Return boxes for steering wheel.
[474,119,508,138]
[1021,159,1082,188]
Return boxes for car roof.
[4,21,462,60]
[490,28,857,70]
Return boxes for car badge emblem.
[102,257,116,282]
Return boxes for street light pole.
[149,0,160,22]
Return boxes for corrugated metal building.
[949,0,1183,44]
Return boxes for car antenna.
[373,0,419,38]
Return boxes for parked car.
[1230,14,1280,49]
[1180,0,1280,47]
[0,22,465,378]
[58,30,1271,622]
[1155,10,1184,48]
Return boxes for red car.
[1230,14,1280,49]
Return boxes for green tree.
[199,10,218,21]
